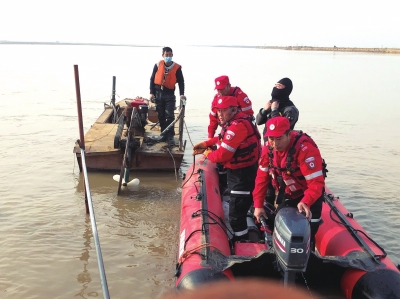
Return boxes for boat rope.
[192,209,234,238]
[181,155,196,188]
[178,243,225,264]
[184,120,195,147]
[180,120,205,188]
[166,147,178,181]
[181,209,233,255]
[175,243,227,277]
[327,194,387,259]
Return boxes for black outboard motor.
[273,207,311,286]
[138,105,148,126]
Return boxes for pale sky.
[1,0,399,48]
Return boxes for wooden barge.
[73,97,186,172]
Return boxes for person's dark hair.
[162,47,173,54]
[284,129,291,136]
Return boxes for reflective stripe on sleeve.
[241,105,252,111]
[304,170,323,180]
[221,142,236,152]
[259,166,269,172]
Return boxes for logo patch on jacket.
[305,157,315,169]
[226,130,235,140]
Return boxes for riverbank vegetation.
[257,46,400,54]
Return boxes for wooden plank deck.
[73,98,185,170]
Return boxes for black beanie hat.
[271,78,293,101]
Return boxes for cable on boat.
[182,209,233,252]
[327,193,387,259]
[175,208,233,277]
[192,209,234,238]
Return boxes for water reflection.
[75,216,99,298]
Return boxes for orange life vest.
[154,60,180,89]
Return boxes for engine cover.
[273,207,311,272]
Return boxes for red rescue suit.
[154,60,180,89]
[208,87,253,138]
[205,112,260,169]
[253,131,325,208]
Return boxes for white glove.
[180,95,186,100]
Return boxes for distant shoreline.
[1,41,399,54]
[256,46,400,54]
[0,41,157,47]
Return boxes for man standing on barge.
[149,47,185,146]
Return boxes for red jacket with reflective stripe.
[205,112,260,169]
[253,131,325,208]
[208,87,253,138]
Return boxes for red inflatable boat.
[175,156,400,299]
[175,157,234,289]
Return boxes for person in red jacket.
[193,96,261,242]
[252,116,324,248]
[208,76,254,196]
[208,75,253,139]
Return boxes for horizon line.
[1,41,399,50]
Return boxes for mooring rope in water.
[184,120,195,148]
[78,142,110,299]
[181,155,196,188]
[166,147,178,181]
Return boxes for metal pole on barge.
[74,65,90,214]
[111,76,116,107]
[77,139,111,299]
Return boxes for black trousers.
[155,91,176,136]
[227,162,258,237]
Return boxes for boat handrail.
[324,193,387,263]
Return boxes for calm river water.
[1,44,400,299]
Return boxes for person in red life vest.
[252,116,324,248]
[193,96,261,242]
[149,47,185,146]
[256,78,299,142]
[209,76,254,195]
[208,75,253,139]
[256,78,299,205]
